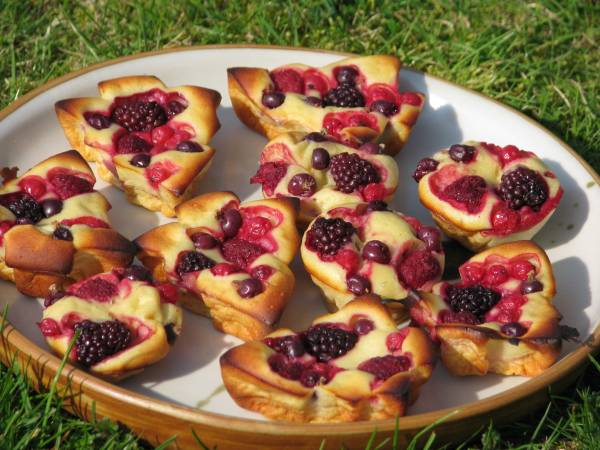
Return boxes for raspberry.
[271,69,303,93]
[48,172,93,199]
[446,284,501,321]
[112,100,167,132]
[71,277,119,302]
[221,238,264,268]
[413,158,439,182]
[0,192,43,223]
[250,162,287,196]
[358,355,411,380]
[116,134,151,154]
[268,353,304,380]
[302,324,358,362]
[438,309,480,325]
[498,167,548,211]
[176,251,215,276]
[443,175,487,212]
[323,85,365,108]
[305,217,355,256]
[74,320,131,367]
[330,153,380,193]
[397,251,441,289]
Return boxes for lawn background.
[0,0,598,449]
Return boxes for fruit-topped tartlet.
[405,241,563,376]
[227,55,424,155]
[300,201,444,322]
[0,151,135,297]
[38,265,182,379]
[414,141,563,251]
[55,75,221,217]
[220,295,435,422]
[135,192,300,341]
[251,132,399,223]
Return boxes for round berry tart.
[227,55,424,155]
[135,191,299,341]
[406,241,562,376]
[250,132,399,223]
[55,75,221,217]
[414,141,563,251]
[0,151,135,297]
[301,201,444,321]
[220,295,435,422]
[38,265,182,379]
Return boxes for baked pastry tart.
[228,55,424,155]
[0,150,135,297]
[405,241,562,376]
[251,132,399,223]
[220,295,435,422]
[414,141,563,251]
[135,192,299,341]
[300,201,444,322]
[55,75,221,217]
[38,265,182,379]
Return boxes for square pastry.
[55,75,221,216]
[228,55,424,155]
[135,192,300,341]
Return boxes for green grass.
[0,0,598,448]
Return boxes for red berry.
[71,277,119,302]
[222,238,264,269]
[484,264,509,285]
[18,176,46,199]
[251,162,288,196]
[397,251,441,289]
[271,69,304,93]
[48,170,93,199]
[510,260,534,280]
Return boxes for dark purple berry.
[166,101,186,118]
[413,158,439,182]
[446,284,501,321]
[305,96,322,107]
[84,112,111,130]
[347,274,371,295]
[176,140,203,152]
[370,100,399,117]
[130,153,151,168]
[44,289,65,308]
[237,278,263,298]
[116,134,151,154]
[323,85,365,108]
[449,144,475,163]
[501,322,527,337]
[121,265,152,282]
[521,280,543,294]
[74,320,131,367]
[287,173,317,197]
[0,193,43,223]
[41,199,63,218]
[354,318,374,335]
[164,323,178,344]
[53,226,73,241]
[365,200,388,212]
[302,324,358,362]
[362,240,391,264]
[330,152,380,193]
[262,91,285,108]
[304,132,328,142]
[220,209,242,238]
[306,217,355,256]
[358,142,382,154]
[498,167,548,211]
[417,226,442,252]
[265,335,305,358]
[311,147,330,170]
[335,66,359,85]
[191,232,219,249]
[112,101,167,132]
[16,217,33,225]
[443,175,487,212]
[176,251,215,276]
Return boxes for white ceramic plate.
[1,46,599,423]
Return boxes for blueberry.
[311,147,330,170]
[305,96,322,107]
[449,144,475,163]
[501,322,527,337]
[53,226,73,241]
[85,113,111,130]
[122,265,152,282]
[220,209,242,238]
[304,132,328,142]
[176,141,203,152]
[362,240,391,264]
[336,66,358,85]
[237,278,263,298]
[521,280,543,294]
[365,200,388,212]
[417,226,442,252]
[262,91,285,109]
[287,174,316,197]
[130,153,151,168]
[191,232,219,249]
[370,100,398,117]
[346,274,371,295]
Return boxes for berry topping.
[265,334,305,358]
[358,142,382,154]
[41,198,63,218]
[250,162,287,196]
[48,172,93,199]
[306,217,355,256]
[43,289,66,308]
[484,264,509,285]
[302,324,358,362]
[362,240,391,264]
[84,112,111,130]
[38,318,61,337]
[501,322,527,337]
[19,176,46,199]
[304,132,328,142]
[72,277,119,302]
[222,238,264,268]
[191,232,219,250]
[413,158,439,182]
[346,274,372,295]
[0,193,43,223]
[262,91,285,109]
[311,147,330,170]
[510,260,534,280]
[236,278,264,298]
[176,141,203,152]
[74,320,131,367]
[490,205,520,234]
[323,85,365,108]
[287,173,317,197]
[448,144,476,163]
[353,318,374,335]
[112,101,167,132]
[498,167,548,211]
[121,265,152,282]
[521,280,544,294]
[365,200,388,212]
[271,69,303,93]
[116,134,151,154]
[299,365,331,388]
[220,209,242,238]
[164,323,178,344]
[397,251,441,289]
[370,100,398,117]
[438,309,480,325]
[330,152,380,193]
[335,66,359,85]
[53,226,73,241]
[176,251,215,276]
[130,153,151,168]
[268,353,303,380]
[358,355,411,380]
[442,175,487,212]
[417,226,442,252]
[166,100,186,118]
[446,284,501,321]
[305,96,322,107]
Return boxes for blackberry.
[330,152,380,193]
[302,324,358,362]
[74,320,131,367]
[323,85,365,108]
[166,100,186,118]
[498,167,548,211]
[446,284,501,321]
[0,193,43,223]
[111,100,167,132]
[305,217,355,256]
[413,158,439,182]
[176,250,215,276]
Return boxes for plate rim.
[0,43,599,438]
